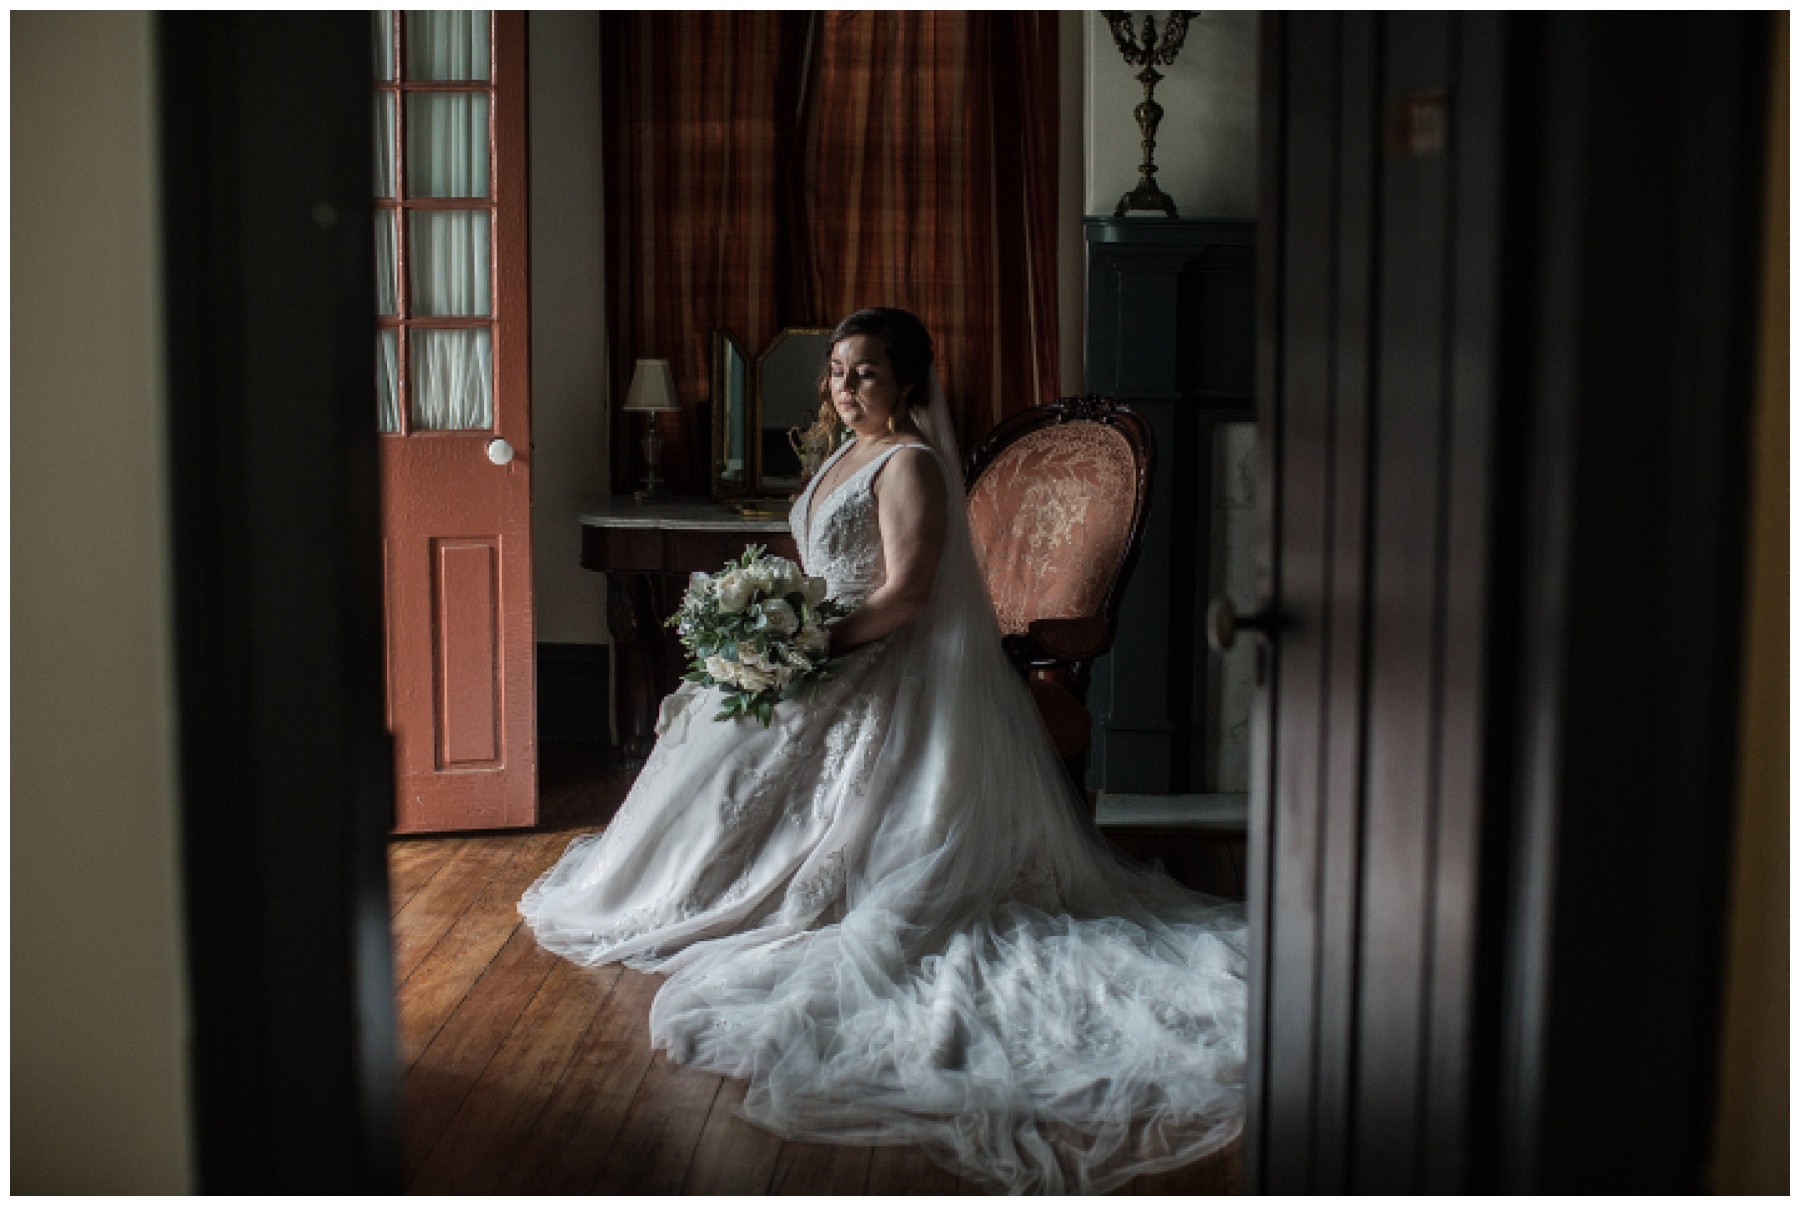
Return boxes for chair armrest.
[1026,616,1111,661]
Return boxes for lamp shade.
[622,358,681,413]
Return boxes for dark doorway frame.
[160,13,400,1192]
[1247,11,1772,1194]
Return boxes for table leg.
[605,571,660,768]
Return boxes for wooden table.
[581,496,800,764]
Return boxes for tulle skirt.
[520,619,1249,1194]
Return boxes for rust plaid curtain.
[601,12,810,495]
[603,12,1062,492]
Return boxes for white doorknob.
[487,438,514,465]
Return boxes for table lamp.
[623,358,681,501]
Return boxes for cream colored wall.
[529,11,610,646]
[1709,13,1789,1195]
[12,11,195,1193]
[1085,11,1257,219]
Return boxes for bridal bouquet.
[666,545,852,726]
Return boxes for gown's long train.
[521,410,1248,1194]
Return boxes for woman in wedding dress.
[520,308,1247,1193]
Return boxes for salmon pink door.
[375,11,535,832]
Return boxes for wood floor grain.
[590,1049,725,1194]
[389,836,464,916]
[392,742,1242,1195]
[493,967,659,1194]
[682,1075,787,1194]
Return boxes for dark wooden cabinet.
[1083,218,1256,793]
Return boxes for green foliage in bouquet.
[664,544,854,726]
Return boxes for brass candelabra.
[1100,11,1201,219]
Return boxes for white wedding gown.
[521,397,1248,1194]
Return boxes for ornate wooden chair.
[963,397,1154,801]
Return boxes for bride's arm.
[826,451,948,652]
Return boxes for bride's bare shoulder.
[871,444,943,496]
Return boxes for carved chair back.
[963,397,1155,699]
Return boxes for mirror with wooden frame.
[753,327,835,496]
[709,329,750,500]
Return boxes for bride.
[520,308,1247,1193]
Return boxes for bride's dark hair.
[803,307,935,451]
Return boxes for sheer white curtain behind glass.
[401,10,494,432]
[406,11,489,81]
[374,93,395,195]
[406,93,489,196]
[377,210,400,432]
[372,10,395,80]
[408,206,493,429]
[375,46,399,433]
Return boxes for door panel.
[384,433,533,832]
[434,538,501,768]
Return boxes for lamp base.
[1114,174,1180,219]
[634,414,673,502]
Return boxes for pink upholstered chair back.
[964,400,1152,636]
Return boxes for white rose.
[742,562,775,595]
[802,576,829,607]
[703,654,739,686]
[758,598,800,636]
[796,622,829,657]
[739,646,774,671]
[766,557,805,597]
[716,571,753,614]
[735,662,776,692]
[774,663,798,689]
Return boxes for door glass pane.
[404,11,490,81]
[407,211,491,316]
[372,11,395,81]
[410,328,493,430]
[376,211,398,316]
[377,329,400,433]
[374,92,396,197]
[404,93,489,197]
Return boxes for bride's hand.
[825,450,947,652]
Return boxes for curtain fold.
[796,12,1060,454]
[411,328,493,430]
[603,11,1061,491]
[602,12,806,495]
[406,93,490,197]
[378,330,400,434]
[407,211,491,316]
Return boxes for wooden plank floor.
[390,743,1242,1195]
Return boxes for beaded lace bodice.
[791,441,931,605]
